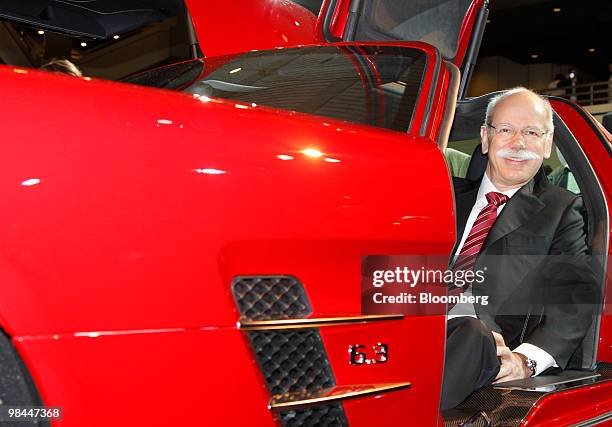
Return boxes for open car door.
[320,0,488,99]
[183,0,324,57]
[549,99,612,364]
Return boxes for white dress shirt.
[448,172,557,376]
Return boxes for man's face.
[481,92,553,190]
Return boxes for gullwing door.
[320,0,488,98]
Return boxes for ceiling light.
[80,42,87,47]
[37,30,45,35]
[588,48,596,53]
[113,35,120,40]
[553,7,561,12]
[531,54,539,59]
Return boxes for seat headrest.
[449,93,499,141]
[466,143,487,181]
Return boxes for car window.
[290,0,324,15]
[125,45,429,132]
[353,0,472,59]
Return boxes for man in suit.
[441,87,597,409]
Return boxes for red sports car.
[0,0,610,426]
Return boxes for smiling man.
[441,87,597,409]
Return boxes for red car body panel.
[185,0,323,58]
[16,329,277,426]
[519,381,612,426]
[0,57,454,425]
[319,0,351,39]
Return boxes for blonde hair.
[39,59,83,78]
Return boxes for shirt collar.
[475,172,521,207]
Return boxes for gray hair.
[484,87,554,132]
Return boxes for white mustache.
[496,148,540,161]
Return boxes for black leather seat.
[465,143,487,181]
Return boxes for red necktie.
[448,191,509,306]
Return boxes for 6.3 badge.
[348,343,388,365]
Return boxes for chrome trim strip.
[571,411,612,427]
[493,373,601,391]
[238,314,404,330]
[437,60,460,149]
[269,382,411,411]
[419,48,441,136]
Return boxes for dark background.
[481,0,611,81]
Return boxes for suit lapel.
[482,178,546,250]
[452,184,478,256]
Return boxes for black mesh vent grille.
[248,329,336,395]
[280,404,347,427]
[232,276,312,320]
[232,276,348,427]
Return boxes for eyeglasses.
[486,123,550,142]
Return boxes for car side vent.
[232,276,312,320]
[280,404,347,427]
[249,329,335,395]
[232,276,348,427]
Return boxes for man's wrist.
[513,351,536,377]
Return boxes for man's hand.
[491,332,532,383]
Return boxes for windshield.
[124,45,428,132]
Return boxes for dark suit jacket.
[453,170,598,369]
